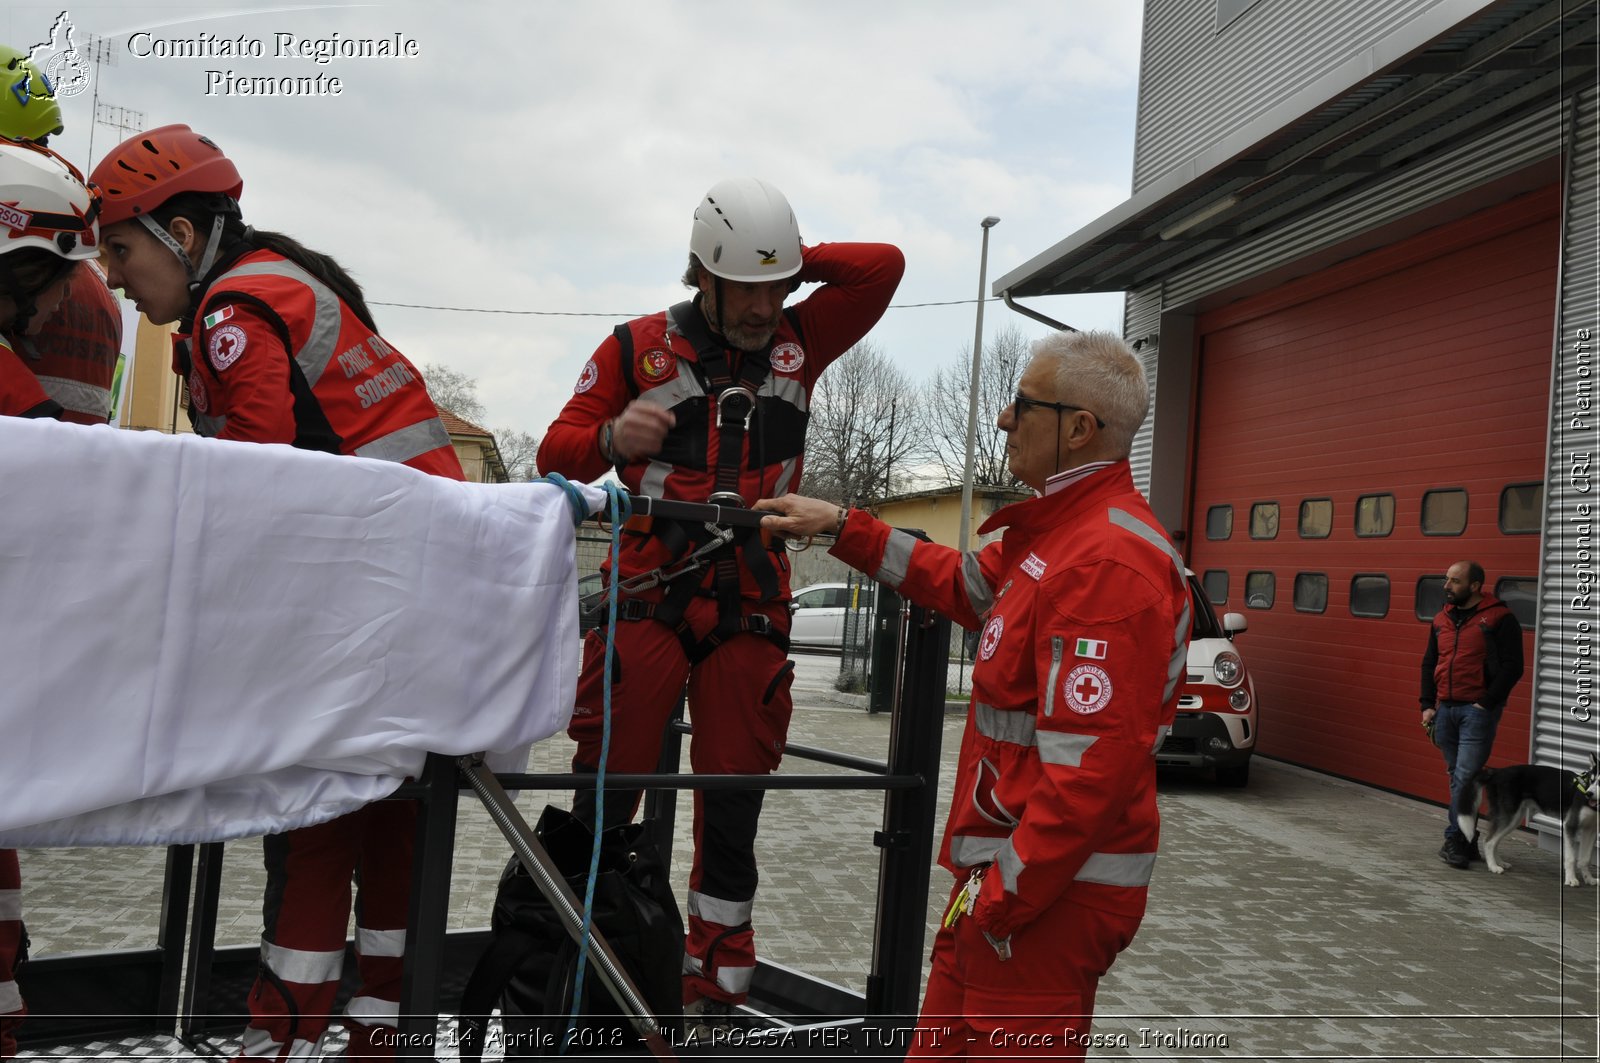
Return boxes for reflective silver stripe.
[761,373,810,414]
[1163,599,1193,703]
[1151,724,1172,754]
[1043,636,1065,718]
[640,368,705,408]
[1107,508,1184,573]
[773,455,799,498]
[1037,730,1098,767]
[355,926,406,958]
[212,260,342,387]
[345,994,400,1027]
[995,840,1025,893]
[1075,851,1157,888]
[261,938,345,986]
[688,890,754,928]
[974,701,1036,747]
[949,834,1005,867]
[35,375,111,418]
[353,417,452,465]
[875,528,916,589]
[716,964,755,994]
[682,954,703,976]
[0,979,20,1013]
[640,459,672,496]
[963,551,994,616]
[1108,508,1190,705]
[0,888,19,921]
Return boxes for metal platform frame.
[19,587,952,1058]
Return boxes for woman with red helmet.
[90,125,461,1062]
[91,125,462,478]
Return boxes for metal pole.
[957,216,1000,552]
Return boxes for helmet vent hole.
[141,139,160,154]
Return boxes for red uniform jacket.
[176,249,463,479]
[831,462,1191,937]
[17,262,122,425]
[0,335,61,419]
[539,241,903,597]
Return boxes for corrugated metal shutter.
[1531,88,1600,786]
[1126,285,1164,493]
[1184,189,1557,801]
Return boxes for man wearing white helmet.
[1,44,122,426]
[0,136,101,1058]
[540,177,903,1032]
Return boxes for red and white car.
[1155,571,1259,786]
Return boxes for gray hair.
[1030,329,1149,458]
[681,253,703,289]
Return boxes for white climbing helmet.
[688,177,802,283]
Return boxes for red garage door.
[1186,187,1555,802]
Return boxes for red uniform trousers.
[908,880,1140,1060]
[568,595,794,1006]
[0,849,22,1059]
[234,800,414,1062]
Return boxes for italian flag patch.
[202,305,234,329]
[1075,637,1108,660]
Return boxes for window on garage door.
[1500,482,1543,534]
[1495,576,1537,630]
[1294,573,1328,613]
[1421,488,1468,535]
[1202,569,1228,605]
[1250,502,1279,539]
[1415,576,1446,620]
[1245,571,1275,608]
[1351,574,1390,618]
[1355,493,1394,537]
[1299,498,1332,538]
[1206,505,1233,540]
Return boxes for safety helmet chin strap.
[137,212,228,295]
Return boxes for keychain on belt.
[941,866,1012,961]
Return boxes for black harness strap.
[606,300,802,660]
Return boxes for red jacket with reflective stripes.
[176,249,463,479]
[0,335,61,419]
[17,262,121,425]
[538,241,903,596]
[830,462,1190,936]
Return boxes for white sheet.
[0,417,600,846]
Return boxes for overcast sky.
[6,1,1144,443]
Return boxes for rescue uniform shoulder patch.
[770,342,805,374]
[1064,663,1113,714]
[208,324,248,371]
[575,358,599,394]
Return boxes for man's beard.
[721,320,778,351]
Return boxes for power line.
[366,296,999,316]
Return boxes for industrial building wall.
[1132,0,1495,189]
[1183,190,1557,800]
[1533,87,1600,776]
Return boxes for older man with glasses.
[757,329,1190,1058]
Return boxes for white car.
[1154,571,1260,786]
[787,582,871,650]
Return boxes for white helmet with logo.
[689,177,802,283]
[0,138,99,262]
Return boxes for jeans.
[1433,700,1502,841]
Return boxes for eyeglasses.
[1011,390,1105,429]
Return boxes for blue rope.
[535,471,592,528]
[562,480,631,1050]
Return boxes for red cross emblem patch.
[978,614,1004,661]
[1064,663,1113,714]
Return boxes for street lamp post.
[958,215,1000,553]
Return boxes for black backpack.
[457,805,685,1059]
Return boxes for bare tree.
[419,361,486,424]
[801,340,922,506]
[496,427,540,482]
[917,323,1030,490]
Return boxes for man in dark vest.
[1420,561,1525,869]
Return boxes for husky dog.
[1455,753,1599,887]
